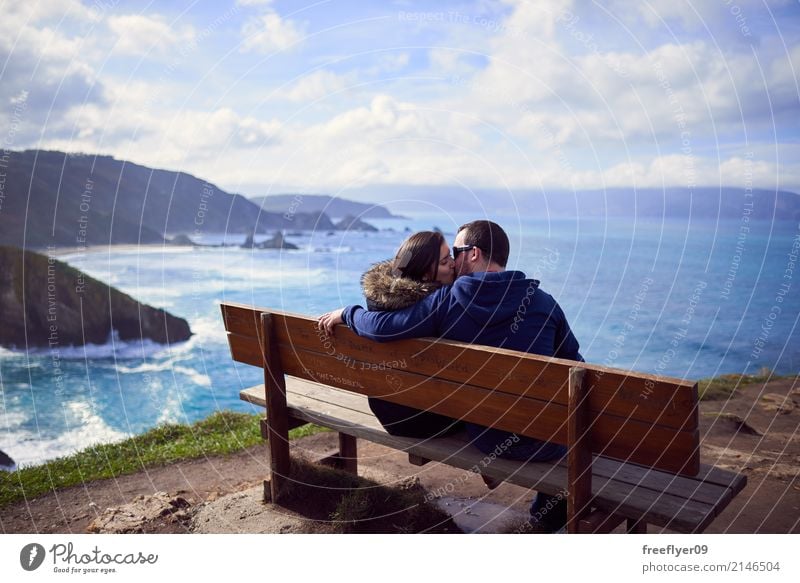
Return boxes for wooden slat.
[221,303,697,430]
[230,332,699,474]
[591,477,716,532]
[241,382,384,431]
[240,381,734,533]
[693,462,749,493]
[279,388,714,532]
[587,457,733,507]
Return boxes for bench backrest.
[221,302,699,476]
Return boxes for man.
[318,220,582,531]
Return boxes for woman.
[321,231,462,438]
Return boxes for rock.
[0,448,16,472]
[241,232,255,249]
[760,393,794,415]
[190,486,307,534]
[334,215,378,232]
[0,246,192,348]
[86,492,191,533]
[259,232,298,250]
[169,233,196,246]
[703,412,763,436]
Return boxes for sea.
[1,212,798,467]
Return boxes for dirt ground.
[2,376,798,534]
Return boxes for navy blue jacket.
[343,270,582,360]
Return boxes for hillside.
[347,184,800,220]
[0,151,335,248]
[251,194,402,219]
[0,246,191,348]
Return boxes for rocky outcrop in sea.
[0,246,192,349]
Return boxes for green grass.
[698,367,796,401]
[0,411,324,508]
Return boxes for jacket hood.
[361,260,442,311]
[451,270,539,326]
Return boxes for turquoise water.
[1,213,798,466]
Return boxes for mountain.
[0,150,335,248]
[334,215,379,232]
[0,246,191,348]
[251,194,402,219]
[344,184,800,221]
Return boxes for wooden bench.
[221,302,746,533]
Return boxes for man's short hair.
[457,220,510,267]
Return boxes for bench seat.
[240,378,746,533]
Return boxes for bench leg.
[408,454,430,466]
[578,510,626,533]
[338,433,358,475]
[319,433,358,473]
[567,367,593,534]
[627,518,648,533]
[261,314,290,504]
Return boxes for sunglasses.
[452,244,479,259]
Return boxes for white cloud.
[241,10,305,53]
[589,153,797,192]
[363,52,410,75]
[427,48,478,78]
[2,0,98,27]
[627,0,791,30]
[4,0,797,194]
[108,14,196,57]
[282,70,350,102]
[0,1,103,143]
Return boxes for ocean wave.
[0,333,191,361]
[219,264,327,284]
[155,394,187,426]
[187,314,228,343]
[172,366,212,387]
[0,401,130,468]
[310,246,353,254]
[0,411,29,429]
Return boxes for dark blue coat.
[343,270,582,360]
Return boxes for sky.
[1,0,799,199]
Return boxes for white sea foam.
[173,366,211,387]
[219,264,327,285]
[113,360,177,374]
[2,331,192,361]
[188,314,228,344]
[0,410,29,430]
[0,346,18,358]
[154,394,187,426]
[310,246,353,254]
[0,401,130,468]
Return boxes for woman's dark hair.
[392,231,445,282]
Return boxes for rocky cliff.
[0,246,191,348]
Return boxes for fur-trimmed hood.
[361,260,442,311]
